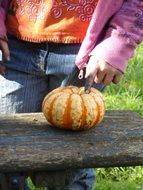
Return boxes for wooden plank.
[0,110,142,172]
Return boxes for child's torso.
[6,0,98,43]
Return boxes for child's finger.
[85,56,98,79]
[94,70,106,84]
[112,73,122,84]
[102,73,114,86]
[0,40,10,61]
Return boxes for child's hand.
[0,38,10,75]
[85,56,123,86]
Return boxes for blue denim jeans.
[0,36,104,190]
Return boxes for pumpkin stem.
[78,87,86,95]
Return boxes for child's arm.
[86,0,143,86]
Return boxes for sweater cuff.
[90,34,135,72]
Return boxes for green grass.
[27,45,143,189]
[93,180,142,190]
[94,166,143,190]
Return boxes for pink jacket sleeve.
[90,0,143,72]
[0,0,9,40]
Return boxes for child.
[0,0,143,189]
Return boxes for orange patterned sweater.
[6,0,98,43]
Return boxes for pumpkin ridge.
[83,94,99,129]
[92,94,104,125]
[42,92,64,114]
[92,96,101,125]
[63,94,73,129]
[42,88,64,109]
[48,96,60,125]
[80,95,87,129]
[65,86,79,94]
[58,86,78,95]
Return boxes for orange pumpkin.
[42,86,105,130]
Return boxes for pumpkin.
[42,86,105,130]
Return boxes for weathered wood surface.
[0,111,142,172]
